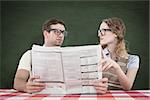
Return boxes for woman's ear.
[114,34,117,38]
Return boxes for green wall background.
[1,1,149,89]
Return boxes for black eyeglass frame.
[98,28,112,36]
[47,29,68,36]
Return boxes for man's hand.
[25,75,46,93]
[93,78,108,94]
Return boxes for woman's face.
[98,22,117,46]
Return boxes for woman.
[98,17,140,90]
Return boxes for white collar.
[102,47,111,58]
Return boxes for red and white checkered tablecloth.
[0,89,149,100]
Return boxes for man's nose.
[58,32,64,37]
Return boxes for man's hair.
[42,18,65,32]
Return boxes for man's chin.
[55,43,62,46]
[56,41,63,46]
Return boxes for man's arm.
[14,69,29,92]
[14,69,46,93]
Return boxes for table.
[0,89,149,100]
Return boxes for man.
[14,18,108,94]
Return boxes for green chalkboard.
[1,1,149,89]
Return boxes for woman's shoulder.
[127,54,140,69]
[128,54,140,61]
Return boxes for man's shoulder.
[18,50,32,71]
[23,50,31,55]
[20,50,32,59]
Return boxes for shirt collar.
[102,47,111,58]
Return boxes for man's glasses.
[48,29,68,36]
[98,29,112,36]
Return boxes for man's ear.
[43,30,48,39]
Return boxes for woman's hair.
[102,17,128,59]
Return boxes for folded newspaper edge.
[31,44,102,94]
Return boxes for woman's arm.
[93,78,108,94]
[101,58,139,90]
[115,67,138,90]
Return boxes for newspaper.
[31,44,102,94]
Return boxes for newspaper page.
[31,44,101,94]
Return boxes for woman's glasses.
[98,29,112,36]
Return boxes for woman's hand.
[93,78,108,94]
[25,75,46,93]
[101,58,120,71]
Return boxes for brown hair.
[42,18,65,32]
[102,17,128,59]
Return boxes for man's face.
[44,23,66,46]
